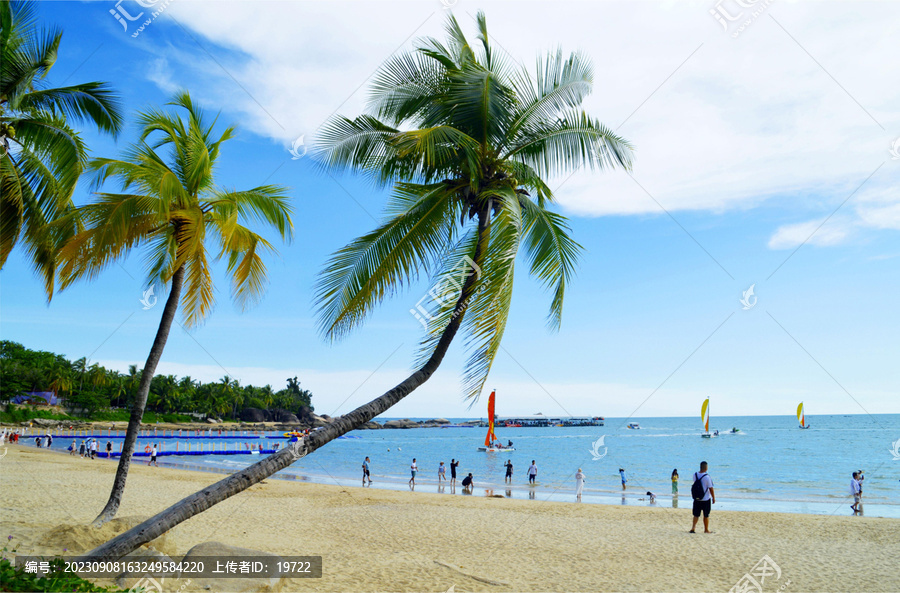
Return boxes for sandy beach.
[1,444,897,592]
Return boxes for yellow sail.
[701,398,710,432]
[797,402,805,427]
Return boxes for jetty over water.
[496,416,604,427]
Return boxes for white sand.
[1,444,897,592]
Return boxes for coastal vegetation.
[0,340,313,424]
[83,12,632,561]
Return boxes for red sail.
[485,390,496,447]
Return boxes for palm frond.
[16,82,124,135]
[315,182,459,340]
[458,198,521,400]
[519,197,582,329]
[205,186,293,242]
[507,108,634,177]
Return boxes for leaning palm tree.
[0,0,123,294]
[85,12,631,560]
[58,91,293,526]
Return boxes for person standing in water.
[619,468,627,490]
[527,460,538,484]
[450,459,459,485]
[438,461,446,483]
[671,469,679,495]
[850,471,862,513]
[575,468,585,500]
[409,458,418,487]
[504,459,513,484]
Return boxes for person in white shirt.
[850,472,862,513]
[575,469,585,499]
[409,458,417,486]
[527,461,538,484]
[148,444,159,467]
[689,461,716,534]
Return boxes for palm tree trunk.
[84,210,492,561]
[91,266,185,527]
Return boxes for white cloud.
[767,218,850,250]
[145,0,899,232]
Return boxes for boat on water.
[797,402,811,429]
[626,422,641,429]
[477,390,516,452]
[700,398,716,438]
[729,427,740,434]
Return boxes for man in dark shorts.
[450,459,459,485]
[362,456,371,485]
[461,473,474,492]
[689,461,715,533]
[504,459,513,483]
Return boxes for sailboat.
[797,402,811,429]
[477,390,515,452]
[700,397,716,438]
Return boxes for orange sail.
[485,390,497,447]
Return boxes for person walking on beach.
[90,439,98,459]
[575,468,585,500]
[47,434,52,447]
[850,471,862,513]
[148,444,159,467]
[69,440,77,456]
[504,459,513,484]
[78,440,86,458]
[409,458,418,487]
[619,468,627,490]
[527,460,537,484]
[689,461,715,533]
[450,459,459,485]
[362,456,372,485]
[106,441,112,458]
[671,469,679,495]
[438,461,446,483]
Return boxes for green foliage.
[0,542,126,592]
[0,0,124,296]
[56,91,293,329]
[315,12,632,401]
[0,341,315,422]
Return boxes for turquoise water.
[42,414,900,517]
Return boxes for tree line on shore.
[0,340,313,421]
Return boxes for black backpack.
[691,473,707,501]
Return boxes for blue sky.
[1,0,898,419]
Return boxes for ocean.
[39,413,900,518]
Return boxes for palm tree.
[58,91,293,526]
[47,359,73,400]
[85,12,631,560]
[260,384,275,410]
[0,0,123,294]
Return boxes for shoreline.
[2,444,898,592]
[13,438,900,519]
